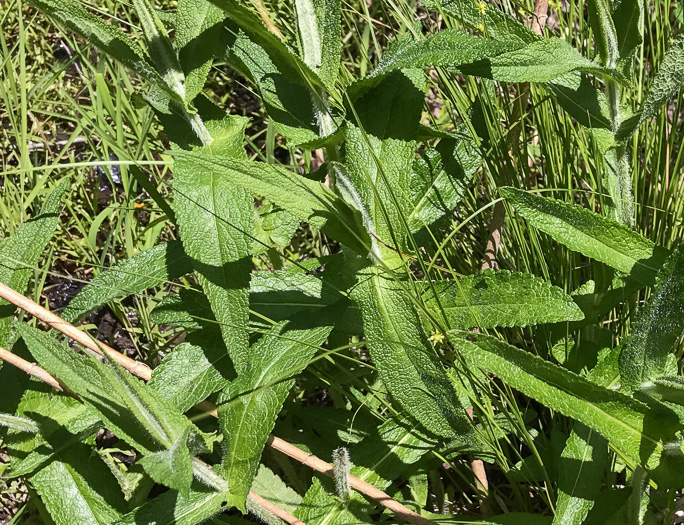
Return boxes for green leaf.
[174,117,253,373]
[500,187,669,286]
[295,417,437,524]
[618,34,684,140]
[175,0,224,104]
[618,247,684,392]
[294,0,321,70]
[113,483,230,525]
[0,413,40,433]
[407,130,481,234]
[217,320,332,510]
[26,0,173,98]
[132,0,186,99]
[312,0,341,89]
[449,331,684,485]
[18,324,194,459]
[420,0,537,43]
[139,428,194,495]
[148,342,229,413]
[612,0,644,63]
[550,75,613,130]
[588,0,619,69]
[30,450,125,525]
[62,241,192,323]
[217,0,326,143]
[0,179,67,347]
[344,69,425,257]
[423,270,584,330]
[351,264,471,438]
[251,464,302,516]
[172,151,371,256]
[553,424,608,525]
[351,30,623,100]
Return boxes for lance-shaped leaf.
[174,115,253,373]
[618,34,684,140]
[344,69,426,256]
[30,449,126,525]
[407,130,481,234]
[312,0,341,89]
[295,418,438,524]
[175,0,224,104]
[423,270,584,330]
[588,0,619,70]
[251,465,302,516]
[62,241,192,323]
[352,264,472,438]
[172,151,371,255]
[350,30,624,101]
[132,0,186,99]
[217,320,333,510]
[27,0,173,98]
[0,179,67,347]
[449,331,684,486]
[113,482,231,525]
[216,0,327,143]
[148,341,229,413]
[619,247,684,392]
[18,324,199,492]
[612,0,644,64]
[553,424,608,525]
[294,0,321,70]
[420,0,537,43]
[551,75,613,130]
[500,187,669,286]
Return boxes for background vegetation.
[1,0,683,523]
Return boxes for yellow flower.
[476,22,486,32]
[476,0,487,15]
[429,331,446,346]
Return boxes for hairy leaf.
[27,0,173,98]
[612,0,644,63]
[352,264,471,438]
[175,0,224,103]
[553,424,608,525]
[500,187,669,286]
[423,270,584,330]
[619,34,684,139]
[312,0,341,89]
[148,342,229,412]
[113,483,230,524]
[294,0,321,70]
[63,241,192,323]
[18,325,195,462]
[421,0,537,43]
[172,150,371,255]
[619,247,684,392]
[0,179,67,346]
[132,0,186,98]
[174,115,253,373]
[217,320,332,510]
[450,331,684,485]
[550,75,612,130]
[588,0,619,70]
[251,465,302,516]
[344,69,425,257]
[407,130,481,233]
[351,30,622,101]
[30,450,125,525]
